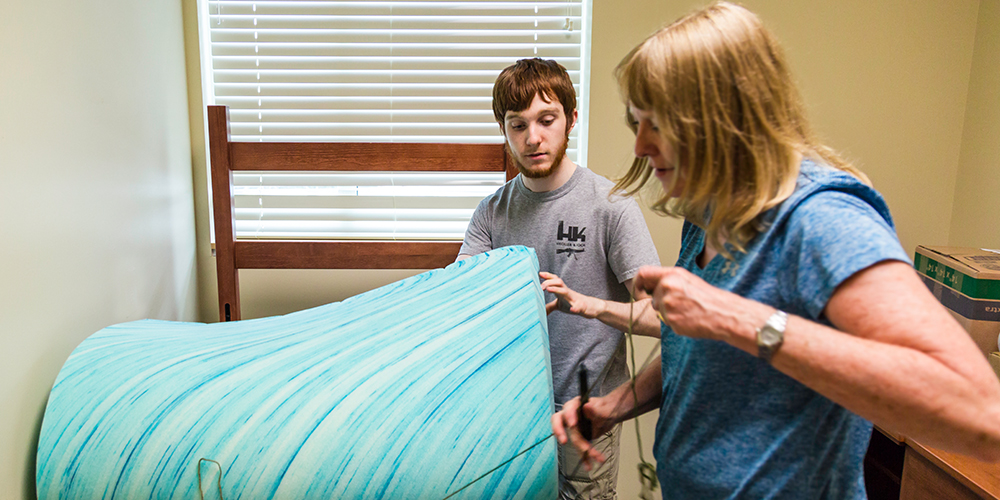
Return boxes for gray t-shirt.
[460,166,660,404]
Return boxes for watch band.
[756,310,788,363]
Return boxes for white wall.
[0,1,198,498]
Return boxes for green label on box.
[914,253,1000,300]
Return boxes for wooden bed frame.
[208,105,514,321]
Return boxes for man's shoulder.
[573,165,615,188]
[474,178,518,210]
[567,167,631,206]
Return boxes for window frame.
[194,0,593,320]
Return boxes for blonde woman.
[550,2,1000,497]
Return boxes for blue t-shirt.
[655,160,911,499]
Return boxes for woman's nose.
[634,126,657,158]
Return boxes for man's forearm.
[595,297,661,337]
[600,357,663,424]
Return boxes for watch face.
[760,326,782,346]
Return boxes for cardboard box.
[914,246,1000,357]
[991,352,1000,380]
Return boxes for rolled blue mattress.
[36,245,556,499]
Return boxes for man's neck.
[521,158,577,193]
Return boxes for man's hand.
[540,272,607,318]
[554,362,664,471]
[551,396,613,471]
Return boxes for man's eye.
[541,119,554,126]
[510,124,525,130]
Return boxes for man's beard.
[509,134,570,179]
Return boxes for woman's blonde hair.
[614,1,869,257]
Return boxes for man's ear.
[567,109,579,134]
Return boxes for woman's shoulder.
[783,158,894,228]
[795,158,867,190]
[778,165,904,262]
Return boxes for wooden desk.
[866,427,906,498]
[867,426,1000,499]
[900,440,1000,499]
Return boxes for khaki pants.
[558,424,621,500]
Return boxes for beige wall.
[0,1,198,498]
[589,0,982,263]
[951,0,1000,249]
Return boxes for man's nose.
[526,124,543,145]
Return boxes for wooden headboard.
[208,105,513,321]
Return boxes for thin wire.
[197,458,224,500]
[443,308,634,498]
[441,433,554,499]
[625,294,659,499]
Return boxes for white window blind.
[202,0,591,240]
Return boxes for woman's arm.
[634,261,1000,461]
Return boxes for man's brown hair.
[492,58,576,129]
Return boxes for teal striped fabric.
[37,245,556,499]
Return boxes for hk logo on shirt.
[556,221,586,259]
[557,221,586,242]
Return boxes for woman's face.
[629,104,683,197]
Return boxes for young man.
[457,58,660,499]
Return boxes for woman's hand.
[632,266,770,346]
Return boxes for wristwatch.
[756,310,788,363]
